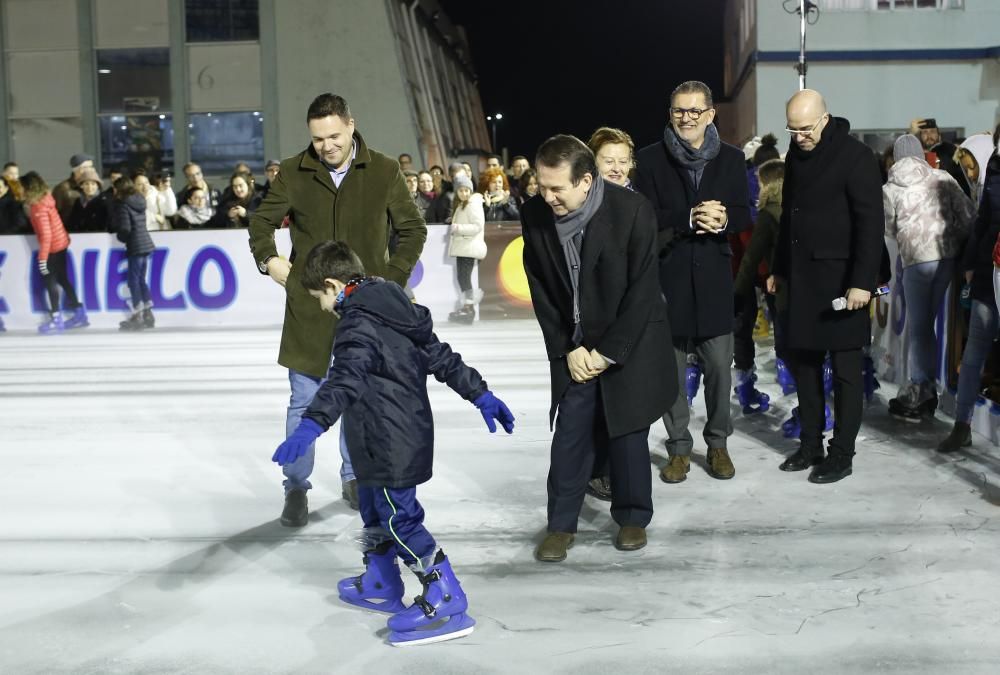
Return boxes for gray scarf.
[663,123,722,189]
[554,174,605,342]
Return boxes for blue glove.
[272,418,324,465]
[473,390,515,434]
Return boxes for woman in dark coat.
[213,172,261,228]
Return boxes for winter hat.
[265,158,281,169]
[893,134,925,163]
[742,136,762,162]
[76,168,101,185]
[69,153,94,169]
[453,173,474,191]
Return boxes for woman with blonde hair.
[21,171,88,333]
[587,126,636,189]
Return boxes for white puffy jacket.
[883,156,977,267]
[447,193,487,260]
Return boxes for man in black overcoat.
[769,89,884,483]
[521,135,677,562]
[634,81,751,484]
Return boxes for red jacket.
[29,193,71,262]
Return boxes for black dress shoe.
[808,454,853,484]
[585,476,612,501]
[779,449,823,472]
[281,488,308,527]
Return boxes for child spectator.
[111,176,156,331]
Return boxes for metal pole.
[799,0,807,90]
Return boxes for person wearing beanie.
[52,153,96,224]
[67,167,110,233]
[884,133,976,424]
[446,172,485,324]
[261,159,281,199]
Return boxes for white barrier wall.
[0,225,474,330]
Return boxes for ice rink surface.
[1,321,998,674]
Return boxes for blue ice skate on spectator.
[685,357,702,407]
[337,541,406,614]
[862,355,880,404]
[775,358,797,395]
[387,550,475,646]
[734,369,770,414]
[781,405,834,439]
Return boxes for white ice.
[1,322,998,674]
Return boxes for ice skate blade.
[389,620,475,647]
[338,594,406,614]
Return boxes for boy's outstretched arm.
[423,333,515,434]
[271,317,380,465]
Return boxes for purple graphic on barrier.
[150,249,186,309]
[106,249,131,311]
[187,247,237,310]
[0,251,7,313]
[408,260,424,288]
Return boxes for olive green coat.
[249,131,427,377]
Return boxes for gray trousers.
[662,333,734,456]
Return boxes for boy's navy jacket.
[303,278,488,488]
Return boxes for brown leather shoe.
[660,455,690,483]
[535,532,574,562]
[706,447,735,480]
[615,526,647,551]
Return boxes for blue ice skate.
[775,358,797,395]
[387,550,475,647]
[862,355,880,404]
[781,405,833,439]
[734,369,770,414]
[337,541,406,614]
[823,357,834,396]
[685,361,702,407]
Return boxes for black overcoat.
[634,138,751,339]
[521,183,677,438]
[771,117,884,351]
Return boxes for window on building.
[98,114,174,174]
[185,0,260,42]
[97,48,171,113]
[188,112,264,176]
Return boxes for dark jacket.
[0,190,30,235]
[426,192,452,224]
[521,184,677,438]
[303,279,487,488]
[484,193,519,222]
[213,191,262,228]
[249,131,428,377]
[961,155,1000,305]
[932,140,970,199]
[634,137,752,338]
[68,193,111,233]
[112,193,155,256]
[771,117,884,351]
[735,201,781,297]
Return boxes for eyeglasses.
[670,107,710,121]
[785,114,828,138]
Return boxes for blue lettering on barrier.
[83,249,101,310]
[105,249,130,311]
[186,246,237,310]
[150,249,186,309]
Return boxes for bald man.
[767,90,884,484]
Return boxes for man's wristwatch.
[258,255,277,274]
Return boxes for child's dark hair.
[300,240,366,291]
[113,175,138,199]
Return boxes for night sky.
[440,0,726,159]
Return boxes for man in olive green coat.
[249,93,426,525]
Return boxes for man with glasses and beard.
[767,89,884,484]
[634,81,751,486]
